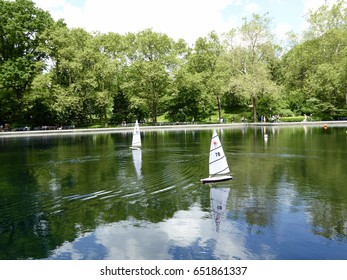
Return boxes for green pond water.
[0,125,346,259]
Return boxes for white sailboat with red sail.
[201,130,232,183]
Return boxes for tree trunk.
[103,108,108,128]
[217,96,222,122]
[253,95,257,122]
[152,99,157,124]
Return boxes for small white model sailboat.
[130,120,141,150]
[201,130,232,183]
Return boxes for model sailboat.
[201,130,232,183]
[130,120,141,150]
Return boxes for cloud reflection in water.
[47,204,255,260]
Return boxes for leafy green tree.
[223,14,280,121]
[281,27,347,118]
[279,0,347,119]
[167,65,214,122]
[305,0,347,39]
[90,33,125,126]
[0,0,53,124]
[26,72,57,126]
[35,25,95,125]
[34,24,124,126]
[187,32,226,121]
[122,29,178,123]
[167,33,225,122]
[94,33,140,124]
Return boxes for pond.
[0,124,346,260]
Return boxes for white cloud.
[34,0,238,44]
[33,0,66,12]
[47,203,254,260]
[244,2,260,14]
[161,205,210,247]
[303,0,341,15]
[275,22,293,41]
[303,0,326,13]
[35,0,327,45]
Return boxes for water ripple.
[65,190,113,201]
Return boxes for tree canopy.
[0,0,346,128]
[0,0,53,124]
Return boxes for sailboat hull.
[130,146,141,150]
[201,175,232,184]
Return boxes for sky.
[32,0,336,45]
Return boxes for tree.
[305,0,347,109]
[122,29,177,123]
[96,33,141,125]
[186,32,225,121]
[224,14,279,122]
[34,24,124,126]
[35,24,95,125]
[0,0,53,123]
[167,65,214,122]
[305,0,347,39]
[281,27,347,118]
[90,33,125,126]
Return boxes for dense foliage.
[1,0,346,128]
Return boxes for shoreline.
[1,120,347,138]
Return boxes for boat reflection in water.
[132,148,142,179]
[210,187,230,233]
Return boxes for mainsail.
[131,120,141,149]
[201,129,232,183]
[209,130,230,176]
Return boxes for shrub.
[280,116,305,122]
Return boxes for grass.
[83,109,323,128]
[156,108,250,124]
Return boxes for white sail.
[209,130,230,176]
[210,188,230,232]
[131,120,141,149]
[201,130,232,183]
